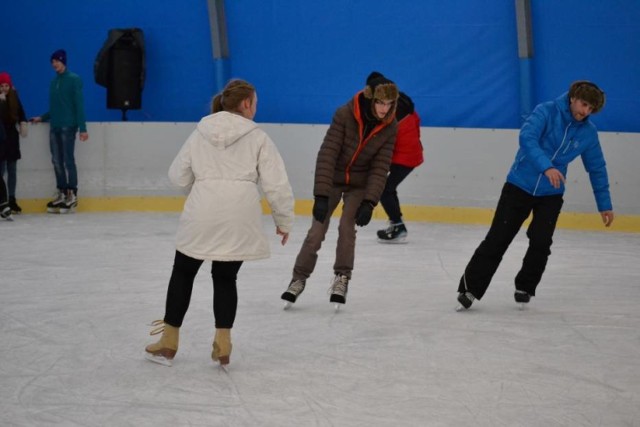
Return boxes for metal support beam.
[515,0,534,123]
[207,0,230,92]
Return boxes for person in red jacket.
[368,72,424,243]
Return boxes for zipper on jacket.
[533,122,571,195]
[346,93,389,185]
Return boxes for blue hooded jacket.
[506,93,612,212]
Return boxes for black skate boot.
[281,279,306,309]
[329,274,349,309]
[377,222,408,244]
[59,191,78,214]
[9,197,22,214]
[47,191,66,213]
[456,292,475,311]
[1,202,13,221]
[514,290,531,309]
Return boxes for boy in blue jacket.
[32,49,89,214]
[457,81,614,310]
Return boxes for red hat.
[0,72,12,86]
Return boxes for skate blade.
[144,352,173,366]
[47,208,60,214]
[377,237,408,244]
[283,301,292,310]
[3,215,14,221]
[334,303,343,312]
[455,304,468,312]
[517,303,527,310]
[59,208,76,214]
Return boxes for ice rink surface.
[1,212,639,426]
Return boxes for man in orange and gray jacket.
[281,76,399,308]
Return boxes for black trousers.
[458,183,563,299]
[164,250,243,329]
[379,164,414,223]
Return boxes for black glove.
[355,200,375,227]
[312,196,329,223]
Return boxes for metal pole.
[207,0,230,92]
[515,0,534,124]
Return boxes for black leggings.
[379,164,414,223]
[164,250,243,329]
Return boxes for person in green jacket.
[32,49,89,213]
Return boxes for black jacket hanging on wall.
[94,28,145,111]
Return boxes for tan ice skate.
[211,328,232,366]
[145,320,179,366]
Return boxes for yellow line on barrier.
[15,197,640,233]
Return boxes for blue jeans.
[49,127,78,193]
[0,160,17,197]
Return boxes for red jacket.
[392,111,423,167]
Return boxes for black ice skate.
[377,222,408,244]
[329,274,349,311]
[456,292,475,311]
[281,279,306,309]
[514,290,531,310]
[1,202,13,221]
[47,191,66,214]
[9,197,22,214]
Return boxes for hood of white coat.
[196,111,258,148]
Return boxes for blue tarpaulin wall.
[2,1,638,131]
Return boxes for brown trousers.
[292,186,365,280]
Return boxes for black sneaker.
[377,222,408,243]
[9,197,22,214]
[514,290,531,304]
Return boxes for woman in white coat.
[145,79,294,367]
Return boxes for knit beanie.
[50,49,67,65]
[366,71,384,86]
[0,72,12,86]
[568,80,605,114]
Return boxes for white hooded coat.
[169,111,294,261]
